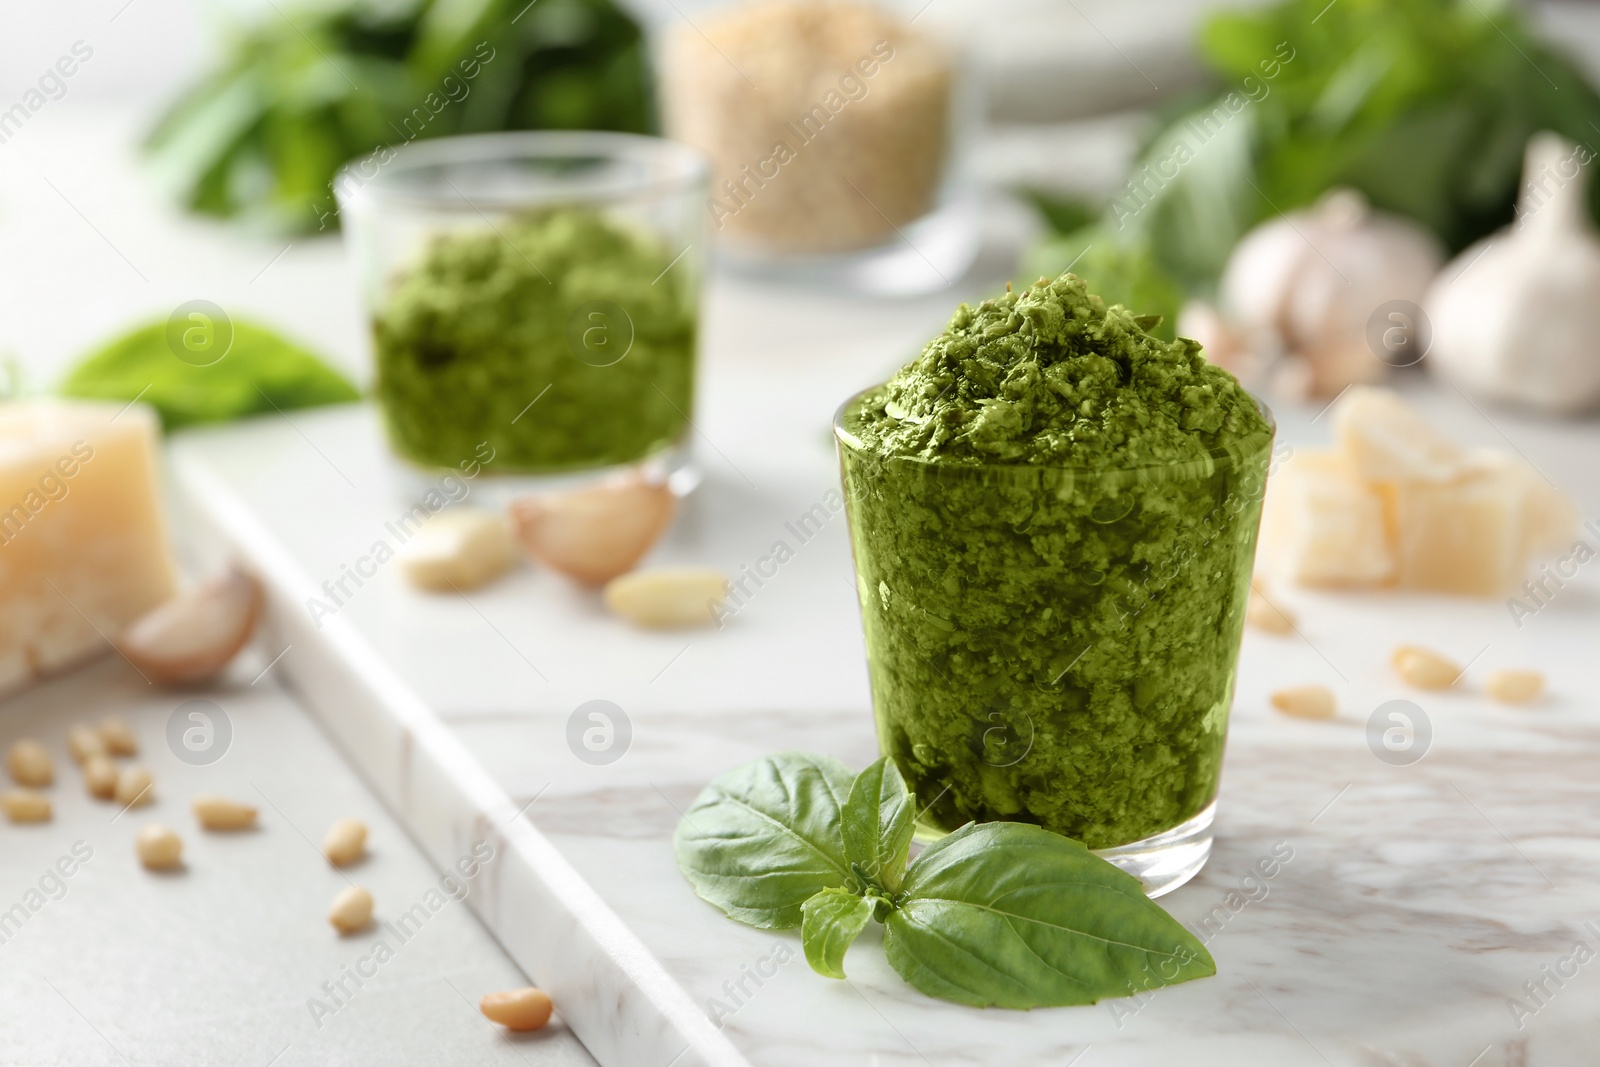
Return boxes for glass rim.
[831,385,1277,476]
[333,130,710,212]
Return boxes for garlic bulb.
[1426,132,1600,414]
[1220,189,1444,397]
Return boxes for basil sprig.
[674,753,1215,1008]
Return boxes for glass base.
[1092,801,1216,899]
[713,193,979,296]
[383,440,699,511]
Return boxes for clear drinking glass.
[336,131,708,489]
[835,391,1275,896]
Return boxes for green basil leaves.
[674,753,1216,1008]
[885,821,1215,1007]
[673,751,854,929]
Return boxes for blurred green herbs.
[1035,0,1600,294]
[61,319,359,430]
[145,0,653,233]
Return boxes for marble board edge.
[170,450,749,1067]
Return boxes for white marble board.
[167,336,1600,1067]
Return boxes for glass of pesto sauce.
[835,274,1275,896]
[336,132,707,480]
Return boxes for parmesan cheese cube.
[1334,386,1466,484]
[1389,464,1531,595]
[1262,449,1394,587]
[0,401,176,697]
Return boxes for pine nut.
[83,755,118,800]
[1246,591,1295,635]
[1,789,52,823]
[99,716,138,757]
[193,794,258,831]
[323,817,368,866]
[1486,669,1545,705]
[603,567,729,629]
[67,724,106,764]
[7,740,53,787]
[115,766,155,808]
[1392,645,1460,689]
[1270,685,1337,720]
[480,987,554,1031]
[137,824,183,870]
[329,885,374,934]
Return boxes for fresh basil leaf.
[841,757,915,893]
[884,822,1215,1008]
[800,887,873,979]
[674,752,855,929]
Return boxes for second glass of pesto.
[835,274,1275,896]
[337,132,707,479]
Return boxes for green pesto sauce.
[373,209,697,472]
[837,273,1273,849]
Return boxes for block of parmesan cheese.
[0,401,176,698]
[1262,449,1395,587]
[1334,386,1466,484]
[1389,463,1530,595]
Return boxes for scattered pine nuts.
[99,716,138,757]
[480,987,554,1032]
[323,817,368,866]
[7,740,53,787]
[137,824,183,870]
[192,794,258,831]
[329,885,375,934]
[1486,669,1545,705]
[1246,592,1295,635]
[114,766,155,808]
[66,724,106,764]
[83,755,118,800]
[1271,685,1337,720]
[1392,645,1460,690]
[603,566,730,629]
[1,789,52,823]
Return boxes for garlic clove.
[397,508,518,592]
[510,473,676,586]
[117,567,263,685]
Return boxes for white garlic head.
[1425,132,1600,415]
[1221,188,1444,396]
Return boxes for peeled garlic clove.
[117,567,262,685]
[398,508,518,592]
[511,473,676,586]
[604,567,729,629]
